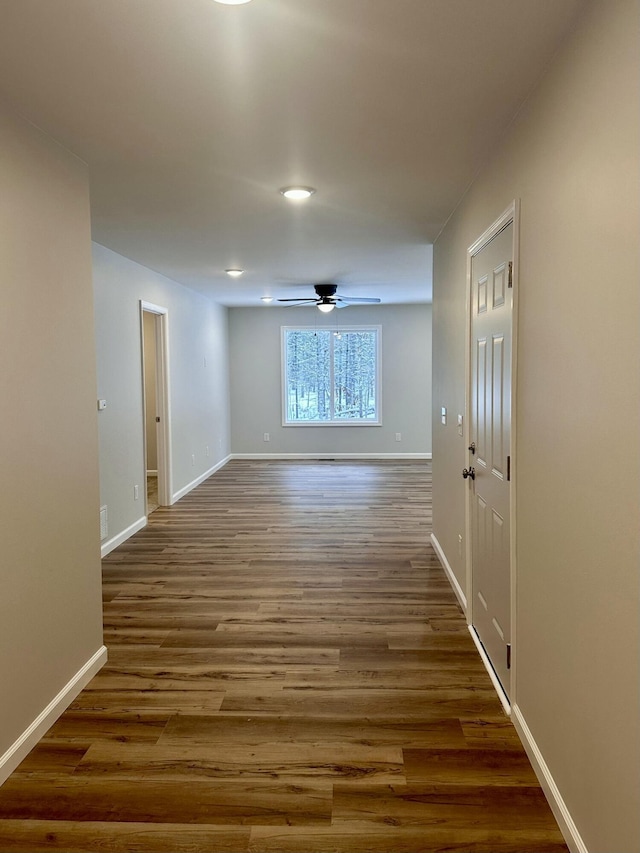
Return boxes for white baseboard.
[0,645,107,787]
[230,453,432,460]
[100,515,147,558]
[430,532,467,610]
[172,455,232,502]
[512,704,588,853]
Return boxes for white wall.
[0,103,105,781]
[229,304,432,456]
[93,244,231,550]
[431,0,639,850]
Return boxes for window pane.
[283,326,379,425]
[285,330,331,421]
[333,331,377,420]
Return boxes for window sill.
[282,421,382,427]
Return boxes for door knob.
[462,467,475,480]
[468,442,476,454]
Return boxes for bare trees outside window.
[282,327,380,425]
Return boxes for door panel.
[470,222,513,696]
[491,334,505,478]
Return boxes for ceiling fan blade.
[277,298,317,303]
[334,300,349,308]
[337,296,381,304]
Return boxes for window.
[282,326,381,425]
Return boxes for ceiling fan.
[277,283,381,313]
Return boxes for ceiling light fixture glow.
[261,296,274,303]
[280,186,316,201]
[317,302,335,313]
[225,268,244,277]
[213,0,252,5]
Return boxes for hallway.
[0,460,567,852]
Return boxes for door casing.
[464,201,519,713]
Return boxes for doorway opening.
[140,301,172,514]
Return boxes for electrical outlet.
[263,433,270,442]
[191,454,195,466]
[395,432,402,442]
[457,414,464,436]
[441,407,447,425]
[134,485,139,501]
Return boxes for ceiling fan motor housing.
[314,284,338,298]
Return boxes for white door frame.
[140,301,173,508]
[464,200,520,712]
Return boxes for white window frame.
[281,325,382,427]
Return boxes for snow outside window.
[282,326,381,425]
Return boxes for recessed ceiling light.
[225,269,244,277]
[280,186,316,201]
[261,296,274,303]
[213,0,252,5]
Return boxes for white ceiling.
[0,0,584,306]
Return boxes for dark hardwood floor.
[0,460,568,852]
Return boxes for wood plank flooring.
[0,460,568,852]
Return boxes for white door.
[469,222,513,696]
